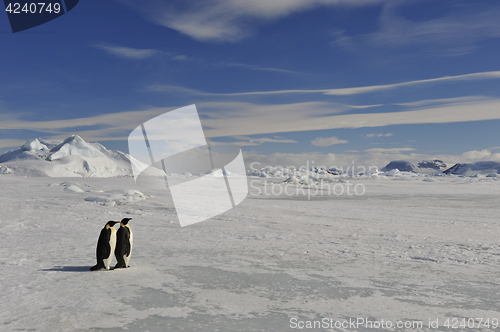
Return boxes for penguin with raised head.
[114,218,133,269]
[90,221,119,271]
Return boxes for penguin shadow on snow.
[41,266,91,272]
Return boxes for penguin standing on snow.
[114,218,133,269]
[90,221,119,271]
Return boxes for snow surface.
[1,174,500,331]
[85,189,148,206]
[0,165,11,174]
[64,184,85,193]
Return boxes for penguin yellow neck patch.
[106,225,117,231]
[121,223,131,231]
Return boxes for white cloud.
[330,2,500,57]
[94,44,159,59]
[364,147,415,153]
[116,0,384,42]
[363,133,393,138]
[172,55,190,61]
[393,96,489,108]
[461,149,495,161]
[198,98,500,138]
[365,1,500,54]
[0,139,32,149]
[347,104,383,109]
[148,71,500,97]
[244,148,500,170]
[311,136,348,146]
[232,135,297,145]
[2,95,500,149]
[309,71,500,96]
[4,95,492,142]
[225,63,300,74]
[0,106,178,145]
[147,85,207,95]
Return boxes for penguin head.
[106,221,120,227]
[120,218,132,226]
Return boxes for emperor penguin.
[90,221,119,271]
[114,218,133,269]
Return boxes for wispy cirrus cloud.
[172,55,190,61]
[363,133,393,138]
[199,97,500,137]
[115,0,384,42]
[311,136,348,147]
[393,96,490,108]
[347,104,383,109]
[225,63,301,75]
[375,1,500,50]
[364,147,415,153]
[0,107,177,145]
[3,95,500,149]
[94,44,159,59]
[147,70,500,97]
[336,1,500,56]
[0,139,33,149]
[232,135,297,146]
[244,148,500,169]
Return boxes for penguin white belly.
[124,228,133,266]
[103,230,117,269]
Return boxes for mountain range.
[381,160,448,174]
[1,136,499,177]
[382,159,500,176]
[0,135,163,177]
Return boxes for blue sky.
[1,0,500,168]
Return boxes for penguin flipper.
[124,233,131,257]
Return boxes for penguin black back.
[115,218,133,269]
[90,221,119,271]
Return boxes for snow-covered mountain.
[442,161,500,176]
[381,161,418,173]
[416,159,447,170]
[0,135,163,178]
[381,159,447,174]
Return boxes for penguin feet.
[90,264,108,271]
[114,263,127,269]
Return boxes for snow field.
[1,175,500,331]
